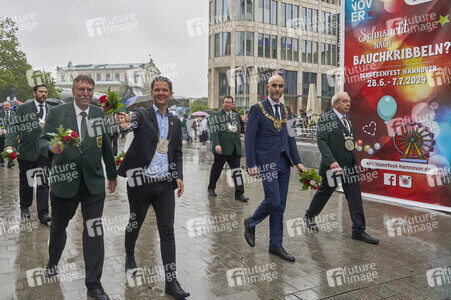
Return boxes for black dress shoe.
[235,194,249,202]
[39,213,52,224]
[352,232,379,245]
[87,287,110,300]
[44,265,58,277]
[304,215,319,231]
[21,208,31,218]
[165,280,190,299]
[268,247,295,262]
[207,189,217,197]
[125,255,138,275]
[244,218,255,247]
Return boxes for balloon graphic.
[377,95,397,124]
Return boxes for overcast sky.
[2,0,209,98]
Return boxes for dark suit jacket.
[0,109,14,138]
[37,103,117,198]
[5,100,50,161]
[210,108,242,156]
[317,110,357,178]
[245,99,301,169]
[117,106,183,189]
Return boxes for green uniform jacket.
[0,109,14,138]
[210,108,242,156]
[317,110,357,179]
[4,100,50,161]
[37,103,117,198]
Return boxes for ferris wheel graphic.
[392,121,435,164]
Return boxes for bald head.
[266,75,285,102]
[268,75,284,85]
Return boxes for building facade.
[56,59,161,95]
[208,0,341,114]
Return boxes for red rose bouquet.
[114,151,125,167]
[299,169,322,190]
[98,88,123,117]
[49,125,81,152]
[1,147,19,162]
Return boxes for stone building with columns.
[56,58,160,95]
[208,0,341,114]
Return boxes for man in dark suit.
[4,84,52,223]
[37,75,117,300]
[303,92,379,245]
[244,75,307,262]
[117,76,190,299]
[0,101,15,168]
[208,96,248,202]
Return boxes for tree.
[0,17,59,101]
[189,98,209,115]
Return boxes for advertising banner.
[344,0,450,210]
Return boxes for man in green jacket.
[4,84,52,223]
[208,96,248,202]
[37,75,117,300]
[0,101,15,168]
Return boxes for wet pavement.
[0,139,450,300]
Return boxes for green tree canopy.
[189,98,209,115]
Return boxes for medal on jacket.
[227,112,237,132]
[258,102,288,130]
[343,132,355,151]
[157,133,170,154]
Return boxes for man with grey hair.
[303,92,379,245]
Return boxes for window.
[287,4,292,28]
[61,75,65,81]
[219,72,230,96]
[313,42,318,64]
[313,9,318,32]
[302,40,306,62]
[287,37,292,61]
[283,70,297,95]
[322,74,335,97]
[215,0,222,23]
[222,32,231,56]
[302,7,307,31]
[326,43,330,65]
[271,0,277,25]
[258,33,263,57]
[293,5,299,29]
[236,31,245,56]
[307,8,312,31]
[134,72,140,84]
[264,0,270,24]
[307,40,312,63]
[96,74,101,81]
[332,14,337,35]
[321,11,326,34]
[281,37,286,60]
[302,72,317,95]
[332,44,337,66]
[210,1,214,24]
[326,12,331,34]
[115,73,120,81]
[321,43,325,64]
[215,33,221,57]
[264,34,270,58]
[235,68,249,95]
[223,0,232,21]
[281,3,286,27]
[246,0,254,21]
[237,0,245,20]
[272,35,277,58]
[106,73,111,81]
[293,38,299,61]
[246,32,254,56]
[258,0,263,22]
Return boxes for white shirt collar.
[333,108,346,120]
[267,96,279,107]
[34,99,45,109]
[74,101,90,117]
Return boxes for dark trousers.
[305,177,366,234]
[249,153,290,248]
[18,155,51,216]
[109,133,119,156]
[208,149,244,197]
[48,179,106,290]
[125,179,177,283]
[0,137,14,166]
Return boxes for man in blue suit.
[244,75,307,262]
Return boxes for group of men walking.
[1,73,378,299]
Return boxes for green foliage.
[48,125,81,152]
[189,98,209,115]
[98,88,123,117]
[299,169,322,191]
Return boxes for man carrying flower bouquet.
[4,84,52,223]
[303,92,379,245]
[37,75,117,300]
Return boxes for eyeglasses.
[76,87,94,92]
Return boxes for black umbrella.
[46,98,65,106]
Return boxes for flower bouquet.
[115,151,125,167]
[49,125,81,152]
[1,147,19,162]
[98,88,123,117]
[299,169,322,190]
